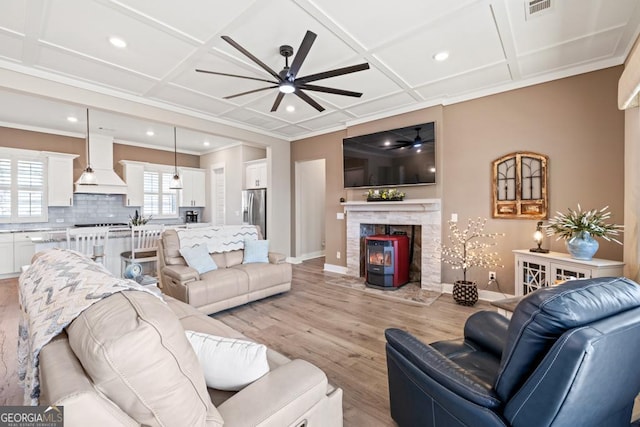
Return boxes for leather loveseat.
[385,277,640,427]
[35,262,342,426]
[158,227,291,315]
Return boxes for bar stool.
[120,224,165,277]
[66,227,110,265]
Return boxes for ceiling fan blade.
[295,90,325,112]
[221,35,282,81]
[300,84,363,97]
[271,92,285,112]
[297,63,370,84]
[195,69,278,84]
[223,86,278,100]
[288,30,316,79]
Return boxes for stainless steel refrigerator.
[242,188,267,238]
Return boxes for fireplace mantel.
[341,199,440,213]
[343,198,442,291]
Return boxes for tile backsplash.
[0,194,202,231]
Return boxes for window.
[143,169,177,218]
[492,152,548,219]
[0,152,47,223]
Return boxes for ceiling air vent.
[525,0,553,20]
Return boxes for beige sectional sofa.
[34,256,343,426]
[158,227,292,315]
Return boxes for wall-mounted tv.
[342,122,436,189]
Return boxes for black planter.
[452,280,478,306]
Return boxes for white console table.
[513,249,624,296]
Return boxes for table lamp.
[530,221,549,253]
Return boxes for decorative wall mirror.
[492,152,548,219]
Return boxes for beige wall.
[443,66,624,291]
[291,66,625,294]
[0,127,199,181]
[113,143,199,178]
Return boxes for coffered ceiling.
[0,0,638,153]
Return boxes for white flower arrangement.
[440,217,504,283]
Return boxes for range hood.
[75,134,127,194]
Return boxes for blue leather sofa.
[385,277,640,427]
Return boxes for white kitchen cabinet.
[46,152,78,206]
[0,234,13,274]
[513,249,624,296]
[120,161,145,207]
[178,168,206,207]
[245,159,267,189]
[13,232,43,272]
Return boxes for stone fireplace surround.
[342,199,442,292]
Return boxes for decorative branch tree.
[440,217,504,284]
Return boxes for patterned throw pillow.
[185,330,269,391]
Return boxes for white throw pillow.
[242,239,269,264]
[185,330,269,391]
[179,244,218,274]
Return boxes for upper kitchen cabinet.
[120,160,145,207]
[245,159,267,189]
[178,167,206,207]
[46,152,78,207]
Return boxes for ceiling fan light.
[279,82,295,94]
[413,143,422,148]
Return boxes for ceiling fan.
[388,127,433,150]
[195,30,370,112]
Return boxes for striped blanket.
[176,225,260,253]
[18,248,162,405]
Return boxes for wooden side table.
[490,295,524,319]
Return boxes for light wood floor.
[0,258,489,425]
[215,258,489,426]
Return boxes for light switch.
[336,212,344,220]
[451,213,458,222]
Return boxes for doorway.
[295,159,326,260]
[210,163,225,225]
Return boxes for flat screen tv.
[342,122,436,189]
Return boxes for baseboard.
[288,251,326,264]
[324,263,348,274]
[442,283,514,302]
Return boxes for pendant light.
[169,126,183,189]
[77,109,97,185]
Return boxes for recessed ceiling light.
[285,105,295,113]
[433,51,449,62]
[109,36,127,48]
[66,116,78,123]
[203,141,210,147]
[146,130,154,136]
[429,167,436,173]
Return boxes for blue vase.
[566,231,599,260]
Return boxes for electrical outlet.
[336,251,341,259]
[489,271,497,281]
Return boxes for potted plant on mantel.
[440,218,504,306]
[545,205,623,261]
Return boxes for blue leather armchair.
[385,277,640,427]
